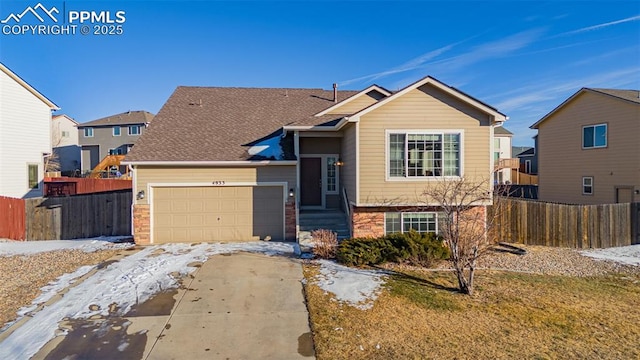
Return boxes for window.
[494,138,500,161]
[128,125,141,135]
[84,128,93,137]
[583,124,607,148]
[525,160,531,174]
[326,157,337,193]
[388,132,461,178]
[61,131,69,138]
[113,126,121,136]
[385,212,440,235]
[583,176,593,195]
[28,164,38,189]
[109,148,123,155]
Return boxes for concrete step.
[299,211,346,221]
[299,225,349,233]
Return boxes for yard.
[304,245,640,360]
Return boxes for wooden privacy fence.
[44,177,132,197]
[490,198,639,248]
[24,190,132,240]
[0,196,26,240]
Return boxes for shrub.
[311,229,338,259]
[336,230,450,267]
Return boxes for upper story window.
[83,128,93,137]
[61,131,69,138]
[388,131,461,178]
[583,124,607,149]
[113,126,121,136]
[128,125,141,136]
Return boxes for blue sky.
[1,1,639,146]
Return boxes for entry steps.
[298,210,350,253]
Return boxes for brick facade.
[351,207,385,238]
[133,204,150,245]
[285,201,297,241]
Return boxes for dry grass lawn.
[303,265,640,360]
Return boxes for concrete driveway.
[34,252,315,359]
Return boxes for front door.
[300,157,322,206]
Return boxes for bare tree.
[423,177,499,295]
[44,127,62,174]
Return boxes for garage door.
[152,186,284,243]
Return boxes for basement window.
[385,212,442,235]
[582,176,593,195]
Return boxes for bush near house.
[336,230,450,267]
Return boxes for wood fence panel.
[0,196,26,240]
[24,191,132,240]
[491,198,634,249]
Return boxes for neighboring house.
[516,135,538,175]
[125,76,507,245]
[531,88,640,204]
[52,114,81,175]
[77,111,154,173]
[493,126,514,184]
[0,63,59,198]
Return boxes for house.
[493,126,516,184]
[516,135,538,175]
[531,88,640,204]
[124,76,507,245]
[0,63,59,198]
[52,114,81,176]
[77,111,154,174]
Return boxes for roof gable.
[348,76,507,123]
[531,87,640,129]
[52,114,78,125]
[315,85,391,116]
[0,63,59,110]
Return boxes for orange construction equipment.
[89,155,128,179]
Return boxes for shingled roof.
[125,87,359,162]
[78,110,154,127]
[589,88,640,104]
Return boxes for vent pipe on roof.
[333,83,338,103]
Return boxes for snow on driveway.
[314,260,388,310]
[580,244,640,266]
[0,236,134,256]
[0,241,297,360]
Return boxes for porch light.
[136,190,145,200]
[289,189,295,197]
[333,159,344,166]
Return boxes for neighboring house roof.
[52,114,78,125]
[0,62,59,110]
[494,126,513,136]
[125,87,359,162]
[78,110,154,127]
[517,148,535,157]
[512,146,533,156]
[531,87,640,129]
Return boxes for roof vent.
[333,83,338,103]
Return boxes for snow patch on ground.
[0,241,297,360]
[0,236,134,257]
[580,244,640,266]
[314,260,388,310]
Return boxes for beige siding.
[135,165,296,205]
[341,122,357,204]
[327,91,385,115]
[358,84,492,205]
[300,137,341,154]
[538,92,640,204]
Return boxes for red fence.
[0,196,26,240]
[44,177,132,197]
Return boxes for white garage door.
[152,186,284,243]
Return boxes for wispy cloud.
[339,42,461,87]
[560,15,640,36]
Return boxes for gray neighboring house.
[516,135,538,174]
[77,111,154,173]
